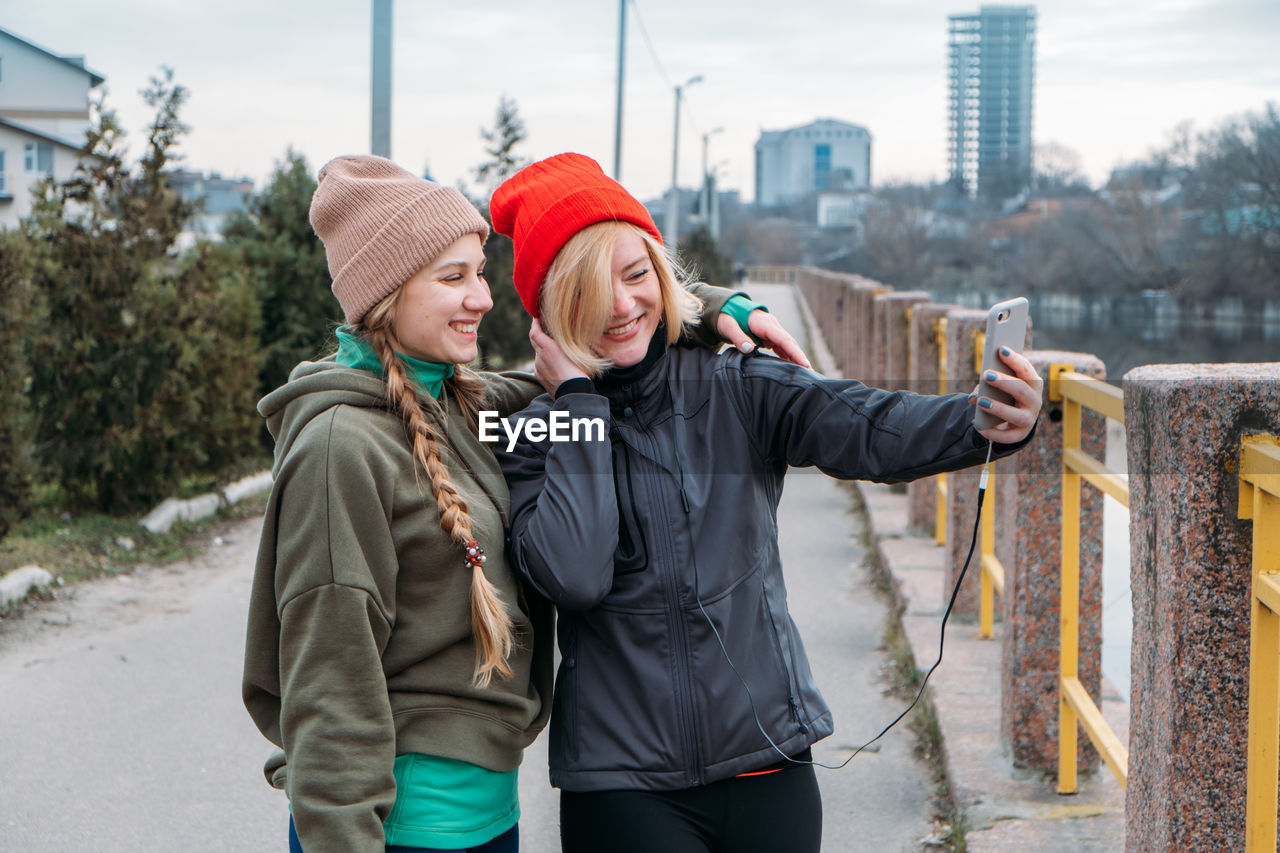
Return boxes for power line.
[627,0,672,90]
[627,0,701,138]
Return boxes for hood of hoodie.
[258,359,391,477]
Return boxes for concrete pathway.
[0,519,283,851]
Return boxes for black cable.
[698,440,997,771]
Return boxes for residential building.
[947,5,1036,199]
[0,27,103,230]
[168,169,255,238]
[815,189,875,230]
[754,118,871,209]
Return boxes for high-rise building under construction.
[947,5,1036,198]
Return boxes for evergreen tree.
[23,69,259,513]
[0,230,36,538]
[678,226,734,286]
[471,96,533,369]
[222,149,337,399]
[474,95,528,195]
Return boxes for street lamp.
[664,74,702,249]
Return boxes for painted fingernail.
[979,398,993,409]
[968,393,977,402]
[984,371,998,382]
[739,341,754,352]
[1000,346,1011,356]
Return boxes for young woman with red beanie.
[240,154,805,853]
[489,152,1044,853]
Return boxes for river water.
[935,289,1280,379]
[936,289,1279,702]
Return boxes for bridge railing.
[788,264,1280,848]
[1240,436,1280,852]
[1050,367,1129,793]
[746,265,797,284]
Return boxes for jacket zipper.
[634,423,703,787]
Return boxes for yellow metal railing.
[1239,435,1280,852]
[979,464,1003,639]
[934,318,949,546]
[1051,365,1129,793]
[972,329,1005,640]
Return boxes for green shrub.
[23,70,260,513]
[0,229,36,537]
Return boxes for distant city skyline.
[4,1,1278,203]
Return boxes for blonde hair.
[355,290,516,688]
[539,221,700,377]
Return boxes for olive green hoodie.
[242,360,552,853]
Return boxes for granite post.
[852,278,889,385]
[999,352,1106,773]
[875,290,932,393]
[1124,363,1280,852]
[830,274,855,376]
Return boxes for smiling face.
[592,228,663,368]
[392,233,492,364]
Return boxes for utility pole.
[664,74,702,249]
[371,0,393,158]
[613,0,626,180]
[700,126,723,235]
[708,167,721,241]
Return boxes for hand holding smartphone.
[973,297,1030,430]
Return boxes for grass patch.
[0,463,270,595]
[844,481,968,852]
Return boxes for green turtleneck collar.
[334,327,455,399]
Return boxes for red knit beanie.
[489,153,663,318]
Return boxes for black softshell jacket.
[498,344,1028,793]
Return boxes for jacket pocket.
[761,575,808,735]
[552,622,580,763]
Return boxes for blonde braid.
[360,297,515,688]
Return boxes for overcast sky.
[7,0,1279,203]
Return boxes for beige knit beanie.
[309,155,490,325]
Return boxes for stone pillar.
[943,307,1031,619]
[795,268,839,373]
[794,267,817,317]
[907,303,959,535]
[829,275,855,376]
[1124,363,1280,852]
[999,352,1106,774]
[841,275,865,378]
[794,268,825,360]
[851,278,889,385]
[874,291,932,393]
[821,274,843,362]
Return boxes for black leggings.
[559,759,822,853]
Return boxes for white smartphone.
[973,297,1030,430]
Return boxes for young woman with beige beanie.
[240,154,805,853]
